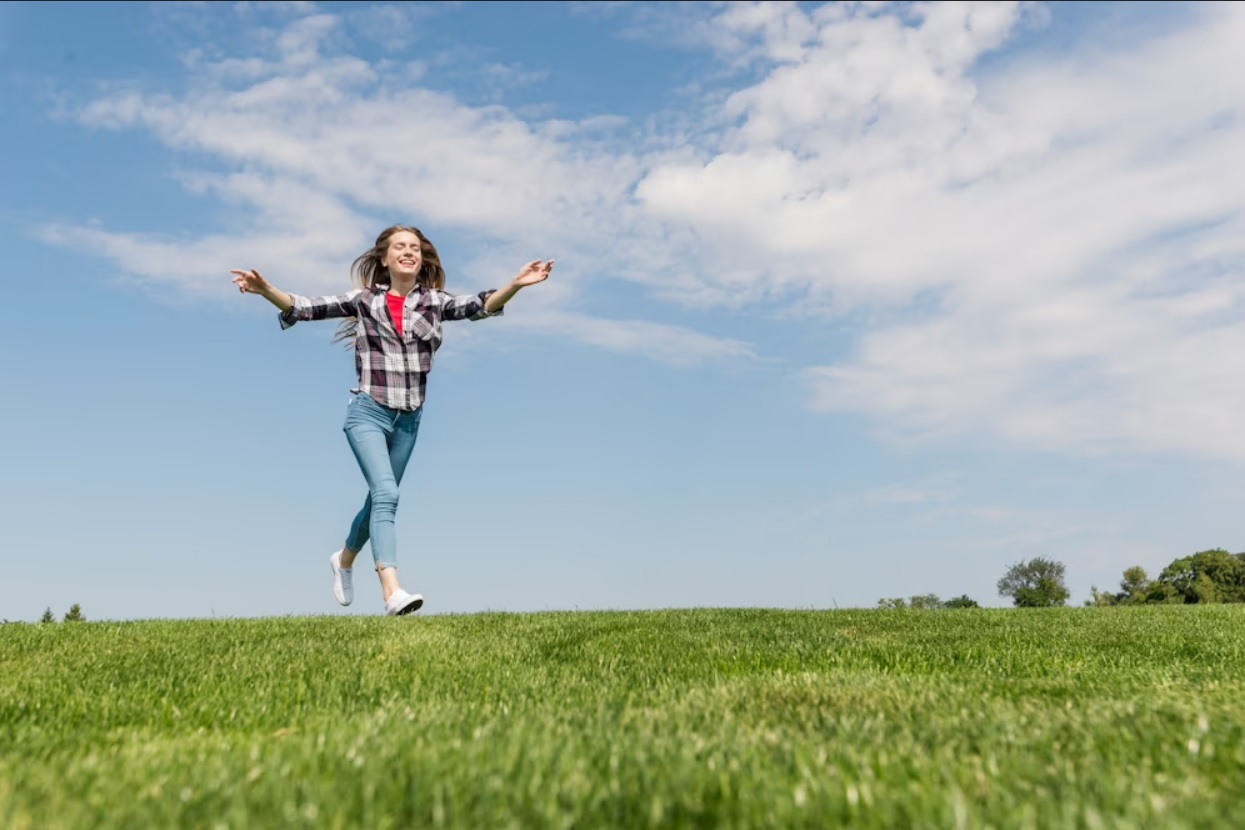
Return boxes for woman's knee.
[370,483,400,511]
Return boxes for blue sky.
[2,1,1242,622]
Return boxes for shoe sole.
[391,596,424,616]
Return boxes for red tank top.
[386,292,404,336]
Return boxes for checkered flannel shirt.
[279,286,501,411]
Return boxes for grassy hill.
[3,606,1243,828]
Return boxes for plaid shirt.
[279,286,501,411]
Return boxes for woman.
[231,225,553,615]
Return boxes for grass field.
[2,606,1243,829]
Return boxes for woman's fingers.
[230,268,264,294]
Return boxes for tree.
[877,597,907,610]
[1089,551,1245,607]
[40,608,56,624]
[908,593,943,610]
[1087,586,1118,606]
[63,604,85,623]
[1119,566,1150,603]
[997,557,1070,608]
[1088,565,1151,606]
[1150,549,1245,604]
[942,595,979,609]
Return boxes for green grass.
[3,606,1243,829]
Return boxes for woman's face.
[384,230,423,280]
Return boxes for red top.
[386,292,405,337]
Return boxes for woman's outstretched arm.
[231,269,294,312]
[231,268,362,327]
[483,259,555,315]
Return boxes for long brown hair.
[334,225,446,343]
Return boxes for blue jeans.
[342,393,422,570]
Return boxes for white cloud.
[44,1,1245,462]
[634,1,1245,461]
[517,310,758,367]
[344,3,442,50]
[476,62,551,95]
[36,173,370,297]
[834,474,962,510]
[54,3,746,367]
[234,1,319,13]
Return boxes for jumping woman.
[231,225,553,615]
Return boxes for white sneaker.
[329,550,353,606]
[385,589,424,616]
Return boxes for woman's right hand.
[230,268,295,312]
[230,268,271,295]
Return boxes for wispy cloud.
[41,1,1245,462]
[52,3,746,366]
[343,3,444,51]
[634,1,1245,461]
[517,310,758,367]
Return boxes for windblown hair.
[334,225,447,343]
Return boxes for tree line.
[21,549,1245,620]
[1087,548,1245,606]
[39,604,86,623]
[877,548,1244,609]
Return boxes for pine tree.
[40,607,56,624]
[63,604,85,623]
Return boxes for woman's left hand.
[513,259,555,288]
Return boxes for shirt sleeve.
[437,289,503,322]
[279,289,365,329]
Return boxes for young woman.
[231,225,553,615]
